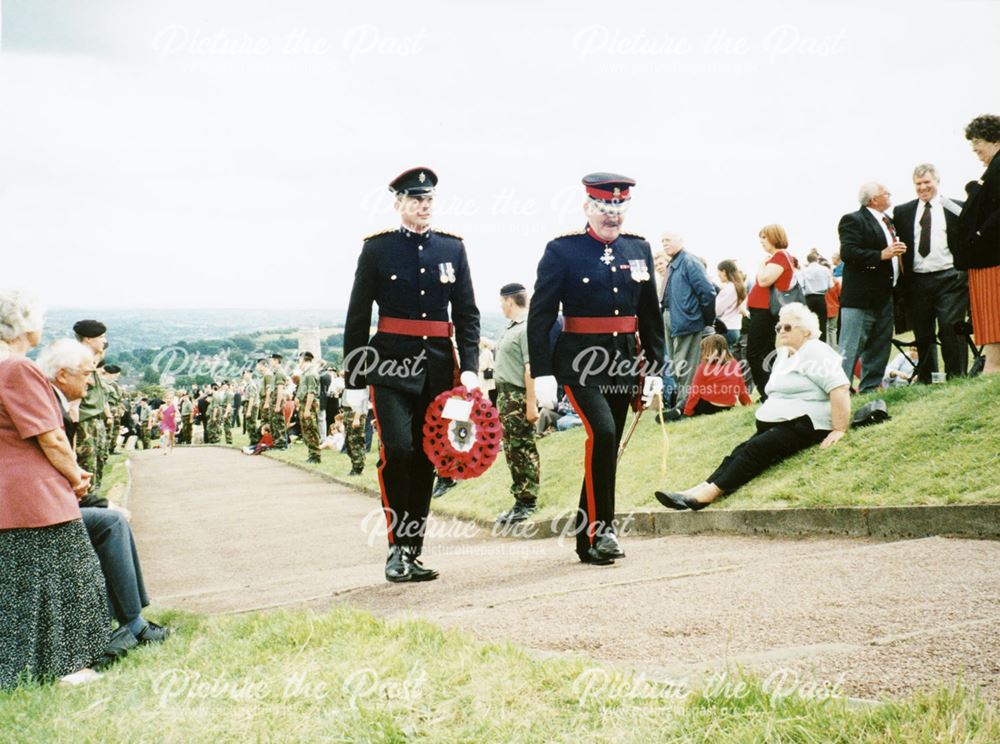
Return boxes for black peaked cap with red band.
[582,172,636,206]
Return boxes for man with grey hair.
[39,338,172,648]
[892,164,968,382]
[837,182,907,391]
[660,232,717,411]
[35,338,95,446]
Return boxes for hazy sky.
[2,0,999,311]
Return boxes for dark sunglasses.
[775,323,798,333]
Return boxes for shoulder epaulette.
[620,231,648,241]
[434,228,464,241]
[554,229,586,239]
[362,228,396,242]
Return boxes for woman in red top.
[0,291,109,689]
[746,224,795,401]
[682,335,752,416]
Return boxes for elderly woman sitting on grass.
[655,302,850,511]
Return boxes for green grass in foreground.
[1,606,996,743]
[238,374,1000,524]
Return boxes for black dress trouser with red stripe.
[562,386,632,558]
[369,384,437,554]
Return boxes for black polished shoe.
[656,491,691,510]
[432,477,457,499]
[655,491,711,511]
[402,549,439,582]
[495,502,537,525]
[385,546,411,583]
[347,468,364,477]
[307,455,321,464]
[136,621,172,645]
[578,547,615,566]
[593,533,625,559]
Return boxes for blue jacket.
[663,250,717,336]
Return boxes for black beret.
[389,167,437,196]
[73,319,107,338]
[500,283,526,296]
[103,364,121,374]
[271,353,283,361]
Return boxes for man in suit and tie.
[838,182,908,392]
[893,164,968,382]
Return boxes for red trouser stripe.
[368,387,394,545]
[563,385,597,546]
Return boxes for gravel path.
[130,447,1000,701]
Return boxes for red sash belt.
[377,317,453,338]
[563,316,638,334]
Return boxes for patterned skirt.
[969,264,1000,345]
[0,519,110,690]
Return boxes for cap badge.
[418,172,427,183]
[612,187,621,198]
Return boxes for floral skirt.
[0,519,109,690]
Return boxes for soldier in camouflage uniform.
[268,354,288,449]
[101,364,124,454]
[178,390,194,444]
[259,358,274,446]
[296,352,322,463]
[201,383,216,444]
[243,366,262,445]
[72,320,111,501]
[342,401,367,475]
[221,381,234,445]
[493,284,541,525]
[137,397,152,449]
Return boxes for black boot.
[402,547,439,582]
[385,546,410,583]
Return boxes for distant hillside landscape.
[37,308,508,392]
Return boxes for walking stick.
[616,392,668,474]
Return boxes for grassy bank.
[237,374,1000,524]
[1,605,996,743]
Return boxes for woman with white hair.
[655,302,851,510]
[0,290,109,689]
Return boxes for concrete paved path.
[129,447,1000,701]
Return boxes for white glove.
[641,376,663,408]
[534,375,558,410]
[460,370,480,392]
[343,387,369,414]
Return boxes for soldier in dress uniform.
[296,352,322,463]
[342,166,481,583]
[527,173,665,565]
[178,390,194,444]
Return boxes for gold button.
[421,313,427,318]
[613,288,619,293]
[418,245,424,251]
[614,309,619,315]
[422,335,428,340]
[420,290,426,295]
[582,277,589,283]
[612,332,618,337]
[390,274,397,280]
[420,268,426,273]
[611,267,617,272]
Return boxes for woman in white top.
[715,260,747,350]
[655,302,850,510]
